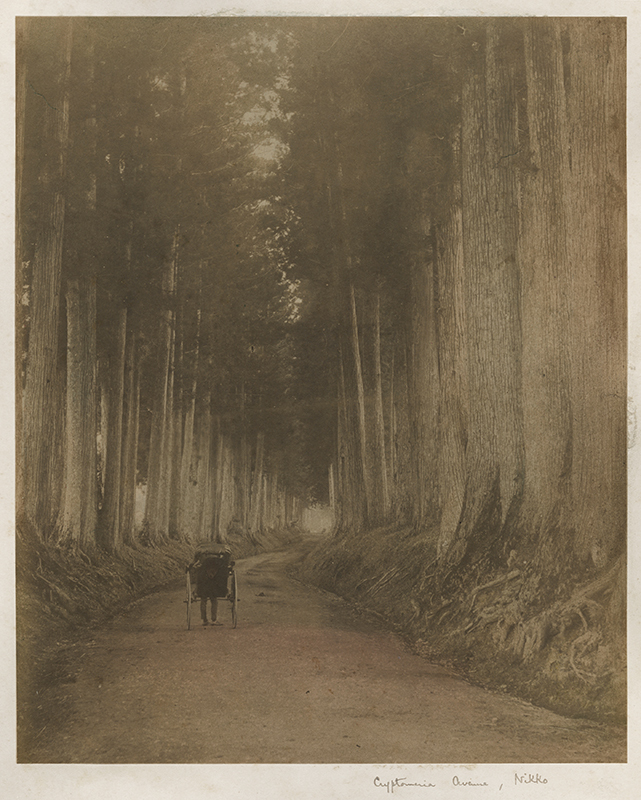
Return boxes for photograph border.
[3,1,638,798]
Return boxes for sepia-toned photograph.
[15,12,627,773]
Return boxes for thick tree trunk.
[337,342,362,530]
[262,471,273,531]
[444,22,523,567]
[435,128,468,557]
[402,322,422,527]
[563,19,626,568]
[55,277,98,548]
[349,284,373,523]
[387,337,413,526]
[195,394,213,541]
[249,432,265,534]
[388,347,396,513]
[179,310,200,536]
[407,213,439,534]
[99,308,127,552]
[179,394,196,535]
[143,249,176,542]
[16,21,29,522]
[372,293,390,519]
[97,364,109,506]
[322,83,372,531]
[54,24,100,549]
[168,333,184,539]
[328,463,336,514]
[271,472,280,529]
[237,385,252,530]
[119,329,140,546]
[158,322,177,537]
[260,474,269,532]
[519,19,573,558]
[21,19,72,538]
[213,424,225,541]
[217,435,236,542]
[239,430,251,529]
[144,324,171,541]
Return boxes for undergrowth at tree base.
[295,526,626,729]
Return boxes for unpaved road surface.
[30,544,626,763]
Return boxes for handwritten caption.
[373,774,548,793]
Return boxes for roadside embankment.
[294,526,626,727]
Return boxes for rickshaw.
[185,542,239,630]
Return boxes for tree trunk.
[21,19,72,538]
[195,394,213,541]
[249,432,265,534]
[119,329,140,546]
[519,19,573,558]
[388,347,396,512]
[407,213,439,534]
[563,19,626,567]
[337,341,362,530]
[168,332,184,539]
[99,307,127,552]
[217,435,235,543]
[143,248,176,542]
[55,277,98,548]
[213,424,225,541]
[179,309,200,535]
[435,127,468,557]
[372,293,390,519]
[349,284,373,523]
[238,385,252,530]
[158,321,177,537]
[16,21,29,526]
[240,430,251,530]
[260,473,269,532]
[444,22,524,567]
[328,463,336,514]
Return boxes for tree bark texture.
[372,293,390,519]
[99,308,127,552]
[249,432,265,534]
[407,208,439,534]
[562,18,626,568]
[55,277,97,548]
[519,18,573,555]
[443,22,524,568]
[349,284,373,523]
[119,328,140,546]
[21,19,73,538]
[435,127,468,557]
[143,251,176,542]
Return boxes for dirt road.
[31,544,626,763]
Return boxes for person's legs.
[210,598,218,623]
[200,597,208,624]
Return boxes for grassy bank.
[295,526,626,728]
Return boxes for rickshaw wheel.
[186,570,192,631]
[231,571,238,629]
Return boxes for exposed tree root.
[364,566,402,598]
[468,569,521,611]
[443,557,623,678]
[569,631,599,683]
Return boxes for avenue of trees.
[18,17,307,553]
[18,17,626,669]
[295,17,627,581]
